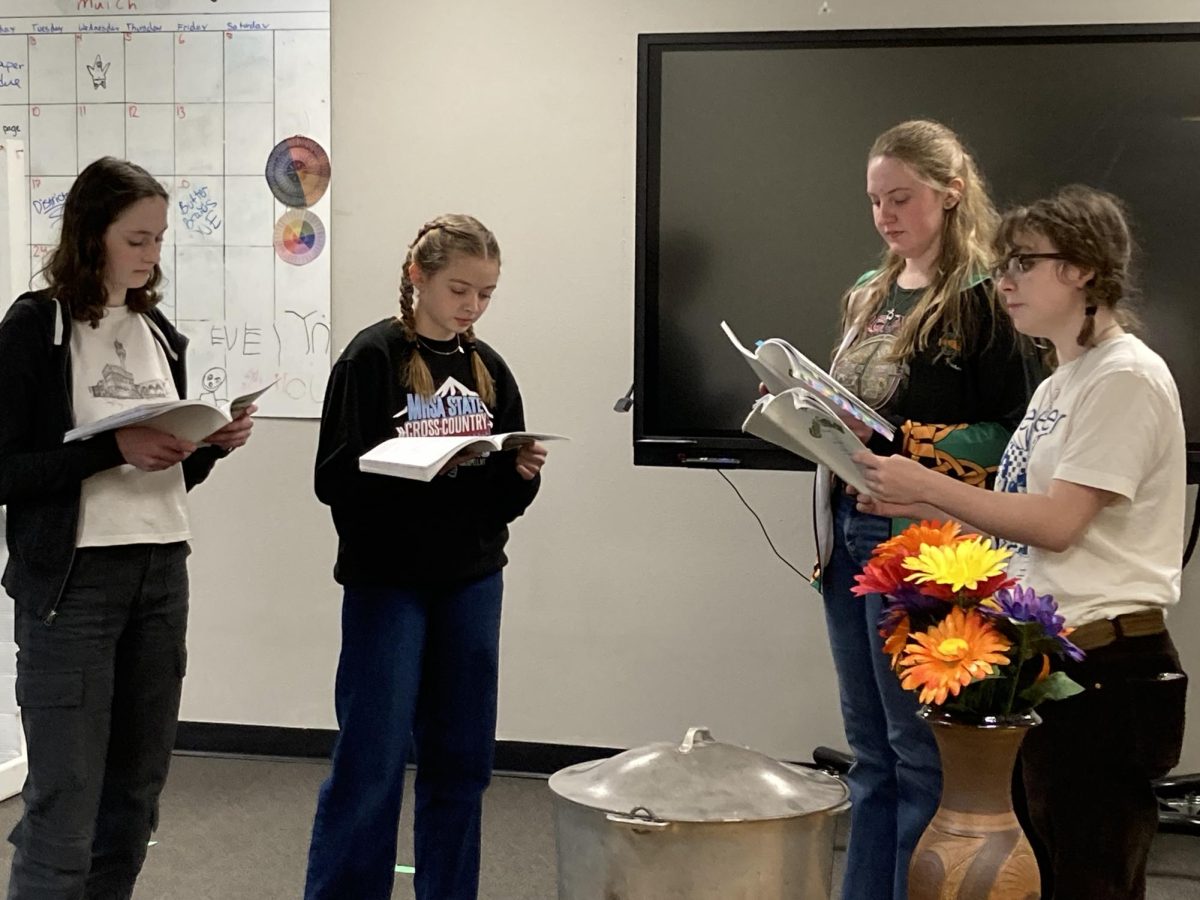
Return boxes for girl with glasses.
[856,185,1188,899]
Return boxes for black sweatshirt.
[315,318,540,587]
[883,283,1034,433]
[0,291,225,619]
[836,280,1040,459]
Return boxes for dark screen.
[640,31,1200,459]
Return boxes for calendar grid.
[0,3,331,418]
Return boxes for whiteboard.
[0,0,332,417]
[0,141,30,318]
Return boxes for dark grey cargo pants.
[7,542,189,900]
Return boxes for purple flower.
[986,585,1085,662]
[878,588,946,632]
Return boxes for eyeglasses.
[991,252,1071,282]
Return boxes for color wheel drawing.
[265,136,331,207]
[274,210,326,266]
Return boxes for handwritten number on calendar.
[177,105,186,120]
[30,106,40,118]
[128,104,139,118]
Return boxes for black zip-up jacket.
[0,290,225,620]
[315,318,540,587]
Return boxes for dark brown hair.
[40,156,168,327]
[397,214,499,406]
[994,184,1140,346]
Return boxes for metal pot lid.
[548,726,849,823]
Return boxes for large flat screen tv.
[634,23,1200,479]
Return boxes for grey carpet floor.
[0,754,1193,898]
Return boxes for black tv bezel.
[633,21,1200,476]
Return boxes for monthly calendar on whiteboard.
[0,0,331,418]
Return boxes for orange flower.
[882,615,911,671]
[871,520,970,562]
[898,607,1012,705]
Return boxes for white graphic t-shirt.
[70,306,190,546]
[994,334,1184,626]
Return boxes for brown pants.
[1019,630,1187,900]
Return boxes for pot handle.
[605,806,671,830]
[680,726,715,752]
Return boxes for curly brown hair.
[40,157,168,328]
[994,184,1141,347]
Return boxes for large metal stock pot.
[549,726,849,899]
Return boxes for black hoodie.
[0,291,226,620]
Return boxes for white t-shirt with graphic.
[994,334,1185,627]
[70,306,190,546]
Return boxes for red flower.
[852,554,909,597]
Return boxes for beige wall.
[180,0,1200,772]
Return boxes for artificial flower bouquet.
[854,520,1084,718]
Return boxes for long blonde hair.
[840,120,1002,360]
[397,214,499,406]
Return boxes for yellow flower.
[903,536,1012,594]
[898,607,1012,705]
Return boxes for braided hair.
[397,214,499,406]
[994,185,1140,350]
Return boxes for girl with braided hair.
[304,214,547,900]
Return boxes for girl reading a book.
[0,156,254,898]
[304,214,547,900]
[855,186,1188,900]
[816,120,1036,900]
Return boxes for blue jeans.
[304,572,504,900]
[822,494,941,900]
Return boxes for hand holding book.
[722,321,893,441]
[203,403,256,452]
[360,432,567,482]
[64,380,276,445]
[514,440,549,480]
[724,321,886,490]
[115,427,196,473]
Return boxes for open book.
[359,432,568,482]
[742,389,870,493]
[63,380,276,444]
[721,321,894,441]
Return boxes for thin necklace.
[416,334,464,356]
